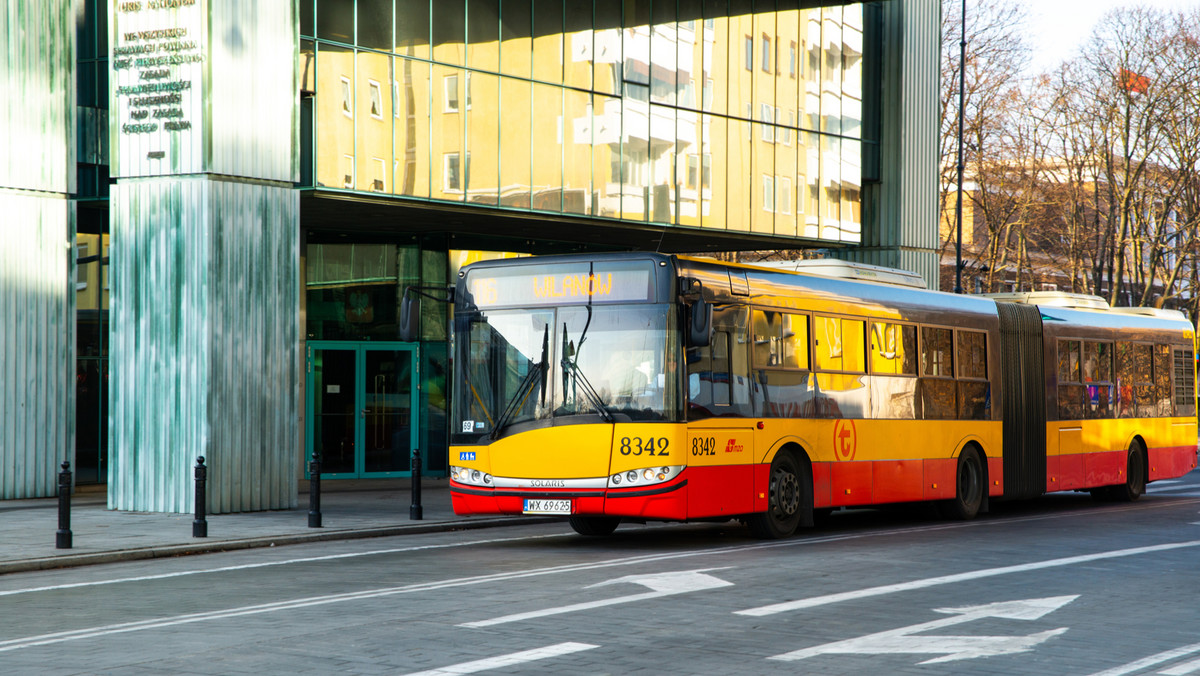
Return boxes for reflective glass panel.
[465,71,499,205]
[500,77,532,209]
[433,0,465,65]
[432,64,465,200]
[393,57,430,198]
[563,88,592,215]
[357,0,392,49]
[396,0,431,59]
[533,0,564,83]
[356,50,392,193]
[467,0,500,70]
[500,0,531,78]
[532,83,563,212]
[315,43,355,190]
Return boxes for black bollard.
[308,451,322,528]
[56,461,72,549]
[193,456,208,538]
[409,447,423,520]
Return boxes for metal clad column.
[830,0,940,288]
[108,0,299,513]
[0,1,77,499]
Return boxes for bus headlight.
[608,465,683,488]
[450,466,492,487]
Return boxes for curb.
[0,515,560,575]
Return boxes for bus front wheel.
[569,516,621,536]
[747,451,805,539]
[941,446,984,520]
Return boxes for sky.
[1018,0,1188,73]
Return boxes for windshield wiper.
[561,319,613,423]
[489,326,549,441]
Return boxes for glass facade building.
[1,0,940,510]
[302,1,870,242]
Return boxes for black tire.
[747,452,805,539]
[568,516,621,536]
[1108,440,1147,502]
[941,446,984,520]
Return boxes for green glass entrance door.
[307,342,418,478]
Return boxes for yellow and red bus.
[433,253,1197,538]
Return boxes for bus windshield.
[453,303,681,441]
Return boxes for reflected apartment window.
[372,157,386,191]
[444,152,470,191]
[779,177,792,214]
[760,104,774,143]
[76,242,89,291]
[761,34,771,73]
[368,80,383,119]
[444,74,459,113]
[341,76,353,118]
[744,35,753,70]
[763,175,774,212]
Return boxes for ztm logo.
[725,438,744,453]
[834,419,857,461]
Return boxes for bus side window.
[1154,344,1172,416]
[956,330,989,420]
[1115,341,1135,417]
[688,307,752,418]
[1174,347,1196,417]
[919,326,955,419]
[1057,339,1083,420]
[1082,341,1114,419]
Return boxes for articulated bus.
[432,253,1198,538]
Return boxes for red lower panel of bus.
[1048,445,1198,492]
[450,445,1197,521]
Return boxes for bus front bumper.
[449,475,689,520]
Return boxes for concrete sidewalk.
[0,480,553,575]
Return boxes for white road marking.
[736,540,1200,617]
[1162,656,1200,676]
[458,568,734,628]
[0,533,573,598]
[400,642,598,676]
[1085,642,1200,676]
[6,496,1189,600]
[770,596,1075,664]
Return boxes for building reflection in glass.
[307,1,866,244]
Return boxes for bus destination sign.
[466,261,657,308]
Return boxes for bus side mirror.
[689,297,712,347]
[399,293,420,342]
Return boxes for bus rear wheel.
[941,446,984,520]
[1109,441,1147,502]
[569,516,621,536]
[747,452,805,539]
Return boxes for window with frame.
[814,316,865,373]
[687,307,752,419]
[341,76,353,118]
[920,326,955,419]
[752,310,808,369]
[444,74,459,112]
[1154,344,1172,416]
[761,34,771,73]
[1174,347,1196,416]
[778,177,791,215]
[76,242,89,291]
[869,322,916,375]
[1057,339,1084,420]
[1082,341,1114,419]
[956,330,989,420]
[744,35,753,70]
[368,80,383,119]
[762,175,774,212]
[789,41,797,77]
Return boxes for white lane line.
[401,642,599,676]
[1084,642,1200,676]
[0,533,573,598]
[8,495,1192,600]
[1162,656,1200,676]
[735,540,1200,617]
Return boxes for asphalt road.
[3,469,1200,675]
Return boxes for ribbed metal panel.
[842,0,939,288]
[0,190,76,499]
[108,178,298,513]
[208,0,298,183]
[0,0,76,193]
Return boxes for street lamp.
[954,0,966,294]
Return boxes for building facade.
[1,0,940,511]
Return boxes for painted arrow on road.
[769,595,1078,665]
[458,568,734,628]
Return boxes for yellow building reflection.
[308,2,864,244]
